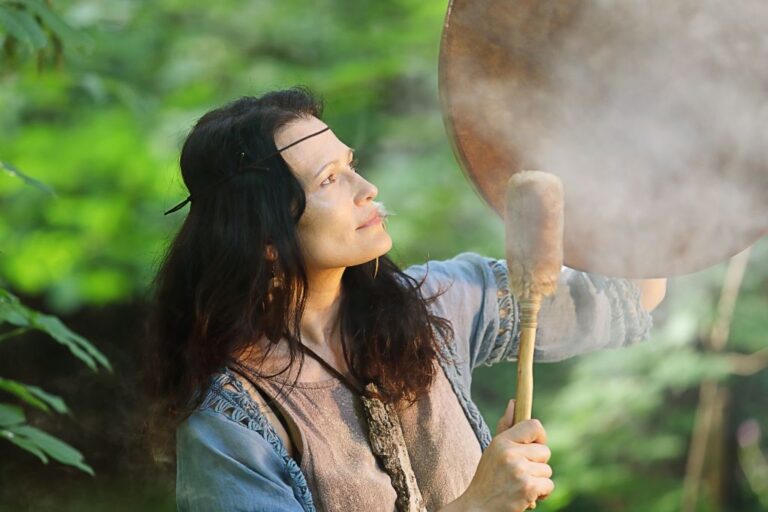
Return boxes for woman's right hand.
[453,399,554,512]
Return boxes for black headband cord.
[163,126,331,215]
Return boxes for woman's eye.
[320,159,360,187]
[320,174,337,187]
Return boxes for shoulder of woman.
[186,368,296,459]
[176,407,306,511]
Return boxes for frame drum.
[440,0,768,277]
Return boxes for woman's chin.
[376,233,393,255]
[357,241,392,267]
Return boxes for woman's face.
[275,116,392,272]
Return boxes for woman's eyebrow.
[313,148,355,179]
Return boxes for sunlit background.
[1,1,766,511]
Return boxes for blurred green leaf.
[0,160,55,195]
[0,378,69,413]
[0,289,112,372]
[3,423,94,475]
[10,0,91,49]
[1,426,49,464]
[0,5,30,46]
[2,5,46,49]
[0,402,25,426]
[31,314,112,372]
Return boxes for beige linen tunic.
[254,362,483,512]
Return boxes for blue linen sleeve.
[403,252,654,372]
[176,408,305,512]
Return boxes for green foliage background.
[1,0,767,510]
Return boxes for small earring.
[266,262,283,305]
[373,256,380,279]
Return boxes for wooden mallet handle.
[504,171,564,424]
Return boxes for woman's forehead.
[275,117,350,180]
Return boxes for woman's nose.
[355,176,378,204]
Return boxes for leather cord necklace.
[296,342,364,396]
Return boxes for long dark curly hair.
[142,86,455,461]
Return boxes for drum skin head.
[439,0,768,277]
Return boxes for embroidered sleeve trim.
[199,370,316,512]
[435,337,493,451]
[485,258,521,366]
[605,277,654,346]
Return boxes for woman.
[145,87,665,511]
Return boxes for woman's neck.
[235,266,347,376]
[299,266,345,350]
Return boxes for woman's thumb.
[495,399,516,435]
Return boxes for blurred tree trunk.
[682,248,752,512]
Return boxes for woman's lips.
[358,212,382,229]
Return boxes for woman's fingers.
[498,418,548,445]
[517,474,555,510]
[495,399,516,435]
[534,476,555,497]
[526,460,553,478]
[516,442,552,463]
[527,475,555,500]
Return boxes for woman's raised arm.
[405,252,655,373]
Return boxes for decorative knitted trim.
[605,277,654,346]
[486,259,522,365]
[199,370,316,512]
[435,336,493,451]
[429,257,522,451]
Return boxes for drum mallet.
[505,171,565,424]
